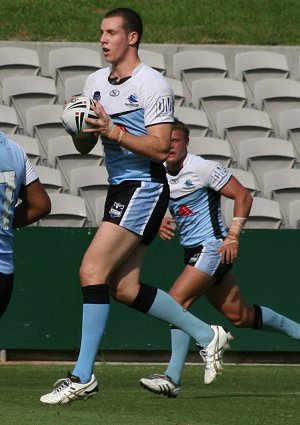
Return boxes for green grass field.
[0,363,299,425]
[2,0,300,45]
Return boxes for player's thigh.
[110,243,148,304]
[169,265,215,308]
[81,220,142,283]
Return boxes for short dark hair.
[173,118,190,139]
[104,8,143,48]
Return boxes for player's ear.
[129,31,139,46]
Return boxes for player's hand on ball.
[84,100,114,136]
[85,100,124,143]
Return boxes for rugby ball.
[61,96,98,136]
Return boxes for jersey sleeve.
[23,153,39,187]
[142,76,174,127]
[207,163,232,192]
[193,156,232,192]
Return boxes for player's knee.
[79,258,106,286]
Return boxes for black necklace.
[108,75,131,85]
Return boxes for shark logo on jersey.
[125,94,139,107]
[183,179,194,189]
[178,205,195,217]
[109,202,125,218]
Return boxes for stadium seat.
[48,47,103,104]
[47,136,104,189]
[173,50,228,104]
[227,168,259,195]
[34,165,63,193]
[64,74,87,103]
[139,49,166,74]
[165,77,185,106]
[0,46,41,82]
[263,168,300,226]
[0,104,20,134]
[254,78,300,136]
[191,78,247,136]
[69,166,109,226]
[279,108,300,160]
[9,134,41,166]
[174,106,210,137]
[188,136,233,167]
[94,194,107,226]
[234,50,289,102]
[2,75,57,131]
[216,107,273,160]
[38,193,87,227]
[239,137,296,190]
[222,196,283,229]
[288,199,300,229]
[25,104,65,159]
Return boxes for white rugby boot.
[140,374,181,398]
[40,373,99,404]
[199,325,233,385]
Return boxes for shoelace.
[52,378,73,393]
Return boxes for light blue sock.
[72,303,110,383]
[261,306,300,340]
[148,289,214,347]
[164,327,190,385]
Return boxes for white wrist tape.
[227,217,247,239]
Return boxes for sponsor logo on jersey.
[109,89,120,97]
[93,91,101,101]
[178,205,195,216]
[155,95,174,116]
[109,202,125,218]
[212,165,229,180]
[125,94,139,107]
[169,178,179,184]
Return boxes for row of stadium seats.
[32,176,300,230]
[1,45,300,104]
[2,45,300,228]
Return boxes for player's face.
[100,17,133,64]
[166,128,188,168]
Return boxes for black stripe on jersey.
[150,161,167,183]
[207,189,223,240]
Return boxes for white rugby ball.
[61,96,97,136]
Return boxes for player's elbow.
[154,148,169,163]
[36,195,52,219]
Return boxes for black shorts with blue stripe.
[103,180,169,246]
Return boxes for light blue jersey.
[0,133,38,274]
[167,154,231,248]
[83,63,174,185]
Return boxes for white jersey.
[83,63,174,184]
[0,133,38,273]
[167,153,231,248]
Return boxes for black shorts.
[103,180,169,246]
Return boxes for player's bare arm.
[218,176,253,264]
[13,180,51,228]
[85,100,172,162]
